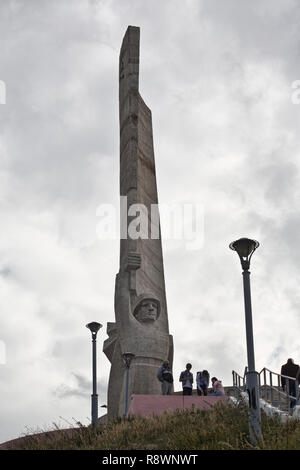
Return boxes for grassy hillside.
[4,402,300,450]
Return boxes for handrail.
[259,367,299,413]
[232,369,247,400]
[259,367,297,382]
[232,366,299,413]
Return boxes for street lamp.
[229,237,262,445]
[86,321,102,430]
[122,352,135,417]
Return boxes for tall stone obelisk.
[103,26,173,420]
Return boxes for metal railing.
[232,367,247,400]
[259,367,299,413]
[232,366,299,414]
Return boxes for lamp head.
[229,237,259,270]
[122,352,135,367]
[86,322,102,338]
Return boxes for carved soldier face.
[134,299,158,323]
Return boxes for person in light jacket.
[210,377,225,396]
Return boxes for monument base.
[128,394,228,418]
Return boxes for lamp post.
[86,321,102,430]
[229,237,262,445]
[122,352,135,417]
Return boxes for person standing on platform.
[179,363,194,395]
[157,360,173,395]
[281,358,300,409]
[196,370,210,396]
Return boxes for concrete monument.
[103,26,173,420]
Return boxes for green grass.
[5,402,300,450]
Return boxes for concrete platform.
[128,394,228,418]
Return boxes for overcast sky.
[1,0,300,443]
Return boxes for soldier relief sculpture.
[103,26,173,420]
[133,297,160,324]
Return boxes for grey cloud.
[0,267,11,278]
[54,373,107,401]
[267,345,285,365]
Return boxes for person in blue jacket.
[196,370,210,396]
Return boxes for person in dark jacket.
[157,361,173,395]
[281,358,300,409]
[179,363,193,395]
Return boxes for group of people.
[157,358,300,405]
[157,361,225,396]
